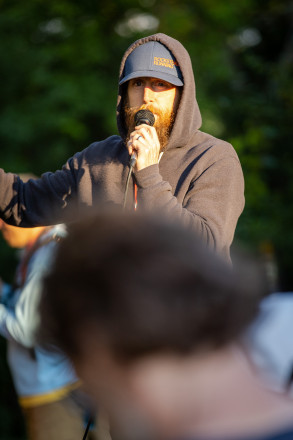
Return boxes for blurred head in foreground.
[39,212,293,440]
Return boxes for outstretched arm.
[0,157,80,227]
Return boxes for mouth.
[143,106,158,124]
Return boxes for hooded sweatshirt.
[0,33,244,260]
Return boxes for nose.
[143,86,155,104]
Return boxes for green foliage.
[0,0,292,436]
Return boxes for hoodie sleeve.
[0,138,125,228]
[0,156,81,227]
[134,155,245,260]
[0,138,123,227]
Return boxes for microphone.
[134,109,155,127]
[130,109,155,167]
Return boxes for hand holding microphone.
[128,109,160,171]
[124,109,157,210]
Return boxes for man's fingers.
[127,125,160,170]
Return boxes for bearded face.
[123,102,176,153]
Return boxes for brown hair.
[39,210,267,362]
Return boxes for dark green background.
[0,0,292,437]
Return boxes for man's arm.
[134,155,244,259]
[127,123,244,258]
[0,157,80,227]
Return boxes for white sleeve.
[0,242,56,347]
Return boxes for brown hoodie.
[0,33,244,260]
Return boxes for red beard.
[124,104,175,152]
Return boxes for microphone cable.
[123,159,135,210]
[82,416,93,440]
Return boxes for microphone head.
[134,109,155,127]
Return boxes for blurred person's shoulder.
[244,292,293,393]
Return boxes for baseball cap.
[119,41,184,86]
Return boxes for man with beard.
[0,33,244,260]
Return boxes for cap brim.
[119,70,183,87]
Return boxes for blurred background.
[0,0,292,438]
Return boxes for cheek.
[74,361,102,402]
[127,88,142,108]
[74,354,133,409]
[126,362,178,433]
[159,89,178,111]
[75,359,112,396]
[172,88,180,112]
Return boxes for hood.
[116,33,202,151]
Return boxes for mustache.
[127,104,158,123]
[123,103,175,152]
[124,104,172,131]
